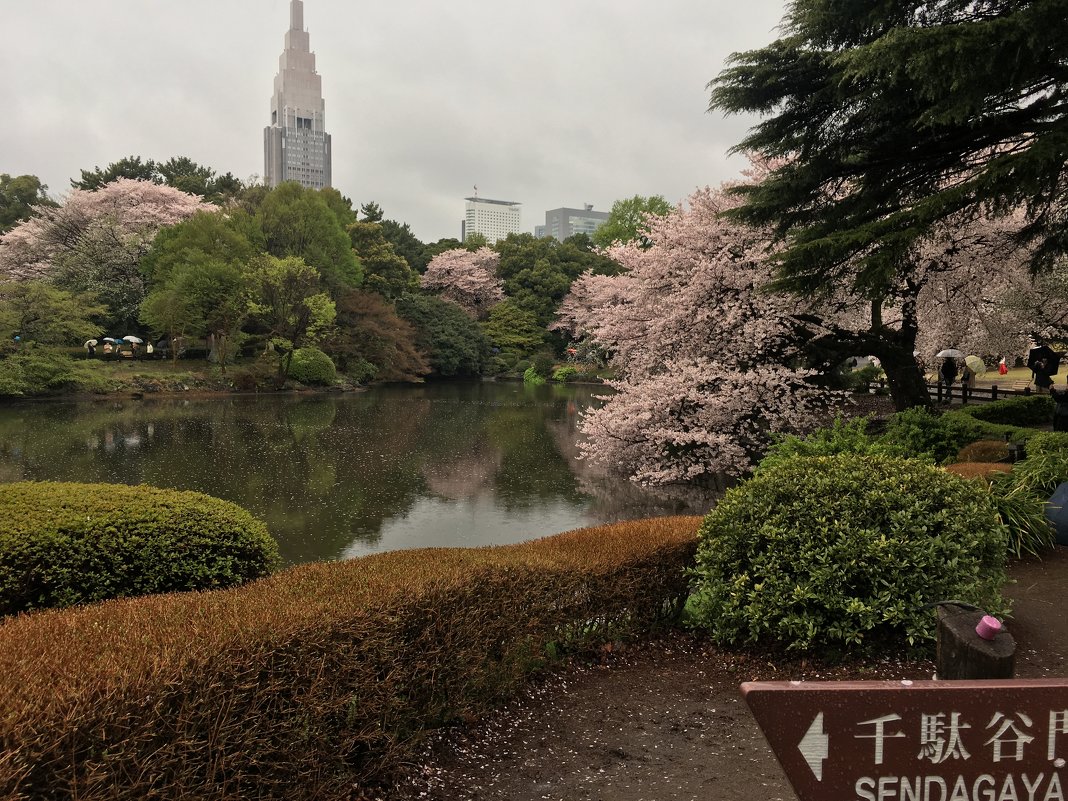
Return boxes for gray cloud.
[4,0,786,242]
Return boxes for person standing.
[939,357,958,403]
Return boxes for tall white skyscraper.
[264,0,332,189]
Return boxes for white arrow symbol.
[798,712,829,781]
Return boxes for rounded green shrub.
[688,454,1009,654]
[0,482,279,615]
[288,347,337,386]
[552,365,579,383]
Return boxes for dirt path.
[377,549,1068,801]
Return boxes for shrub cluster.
[0,516,700,801]
[688,454,1009,654]
[955,394,1054,427]
[0,347,116,397]
[0,482,279,615]
[288,347,337,386]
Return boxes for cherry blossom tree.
[419,247,504,320]
[0,179,207,329]
[555,164,1046,485]
[556,178,844,485]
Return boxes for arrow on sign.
[798,712,828,781]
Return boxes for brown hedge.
[945,461,1014,480]
[0,516,700,801]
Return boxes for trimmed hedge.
[954,394,1054,427]
[0,516,700,801]
[0,482,279,615]
[688,455,1009,654]
[945,462,1012,480]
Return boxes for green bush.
[879,408,1027,463]
[229,360,275,392]
[688,454,1009,654]
[0,347,116,397]
[758,416,917,473]
[0,517,699,800]
[344,357,379,385]
[552,365,579,383]
[0,482,279,615]
[1024,432,1068,456]
[955,394,1054,426]
[523,366,546,385]
[987,472,1056,557]
[288,347,336,386]
[844,364,885,392]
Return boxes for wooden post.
[936,605,1015,680]
[992,384,999,401]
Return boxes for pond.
[0,382,715,565]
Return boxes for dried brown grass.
[0,516,701,801]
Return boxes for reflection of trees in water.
[0,384,707,564]
[544,413,724,521]
[422,441,503,501]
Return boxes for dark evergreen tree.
[710,0,1068,408]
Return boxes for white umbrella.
[936,348,964,358]
[122,335,144,344]
[84,339,98,347]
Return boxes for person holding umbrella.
[935,349,962,403]
[1028,344,1061,394]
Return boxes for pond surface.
[0,382,714,565]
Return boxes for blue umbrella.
[1044,482,1068,546]
[102,337,122,344]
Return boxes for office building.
[264,0,332,189]
[542,205,609,241]
[464,197,522,244]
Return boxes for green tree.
[708,0,1068,409]
[255,183,362,294]
[482,300,545,372]
[494,233,615,329]
[0,174,56,233]
[142,210,259,286]
[591,195,673,248]
[72,156,158,190]
[0,281,105,346]
[347,220,418,300]
[380,218,429,272]
[246,255,336,384]
[140,286,196,365]
[320,188,357,227]
[395,294,487,377]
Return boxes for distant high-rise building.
[464,196,522,244]
[264,0,332,190]
[542,205,609,241]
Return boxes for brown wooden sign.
[742,679,1068,801]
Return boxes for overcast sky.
[4,0,787,243]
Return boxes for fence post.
[962,383,970,405]
[991,384,999,402]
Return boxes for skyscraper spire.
[263,0,332,189]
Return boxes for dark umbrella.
[1028,345,1062,377]
[1045,482,1068,546]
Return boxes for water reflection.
[0,383,717,565]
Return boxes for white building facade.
[264,0,332,189]
[463,197,522,244]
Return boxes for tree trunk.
[879,348,931,411]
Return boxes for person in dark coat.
[939,358,958,402]
[1053,384,1068,432]
[1034,357,1054,394]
